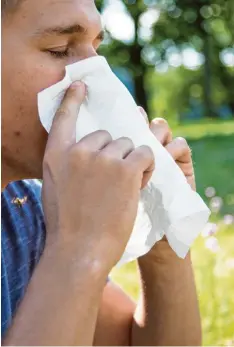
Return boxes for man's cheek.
[22,73,62,118]
[7,60,66,131]
[31,61,66,94]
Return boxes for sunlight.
[220,48,234,67]
[102,1,135,43]
[182,48,205,70]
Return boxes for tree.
[97,0,150,113]
[96,0,234,120]
[151,0,234,118]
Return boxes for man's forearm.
[132,241,202,346]
[3,245,107,346]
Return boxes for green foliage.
[97,0,234,119]
[95,3,234,342]
[147,66,202,123]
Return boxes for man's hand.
[139,107,196,252]
[42,82,155,274]
[139,107,196,191]
[132,109,202,346]
[4,84,156,347]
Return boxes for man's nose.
[70,44,98,64]
[81,45,98,60]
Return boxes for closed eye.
[47,49,69,58]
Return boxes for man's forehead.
[19,0,98,15]
[11,0,103,38]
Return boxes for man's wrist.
[139,237,181,263]
[42,240,109,291]
[138,237,192,277]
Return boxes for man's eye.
[47,49,69,59]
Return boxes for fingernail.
[71,81,83,89]
[71,81,87,97]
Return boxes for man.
[1,0,201,345]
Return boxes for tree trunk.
[195,0,216,118]
[128,4,149,115]
[129,42,149,114]
[134,71,148,114]
[203,35,217,118]
[229,102,234,117]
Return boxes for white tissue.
[38,56,210,267]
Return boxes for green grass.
[191,134,234,215]
[174,119,234,140]
[172,119,234,214]
[111,120,234,346]
[111,224,234,346]
[192,225,234,346]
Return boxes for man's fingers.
[138,111,172,147]
[150,118,172,145]
[126,146,155,189]
[101,137,135,159]
[77,130,112,152]
[47,81,86,151]
[166,137,192,163]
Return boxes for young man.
[1,0,201,345]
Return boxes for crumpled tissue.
[38,56,210,267]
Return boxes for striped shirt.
[1,180,46,337]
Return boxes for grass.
[175,120,234,215]
[174,119,234,140]
[191,134,234,215]
[111,120,234,346]
[192,224,234,346]
[111,224,234,346]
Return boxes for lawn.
[111,120,234,346]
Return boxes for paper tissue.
[38,56,210,267]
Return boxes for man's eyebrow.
[35,24,105,41]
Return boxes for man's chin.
[2,155,43,187]
[19,164,43,181]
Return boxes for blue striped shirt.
[1,179,109,338]
[1,180,46,337]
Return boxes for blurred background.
[96,0,234,345]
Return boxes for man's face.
[2,0,103,181]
